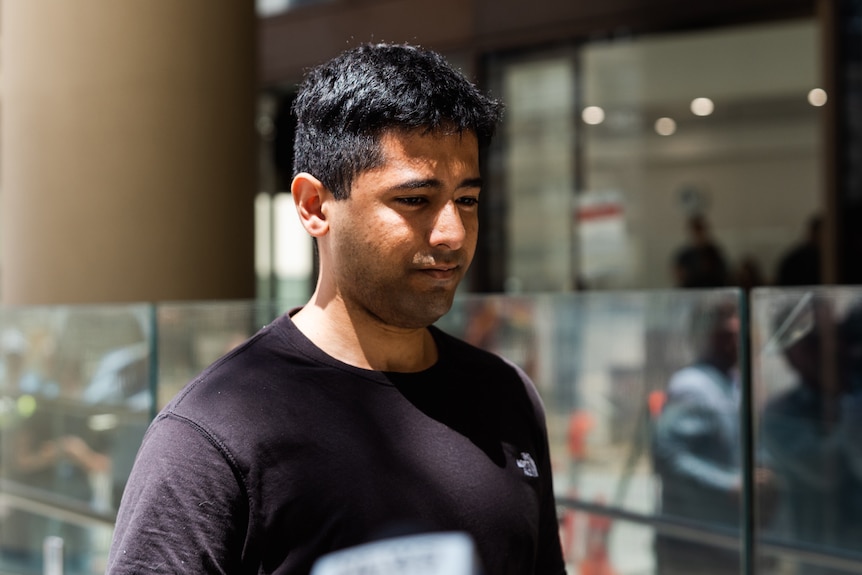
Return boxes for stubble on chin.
[365,285,457,330]
[338,241,465,329]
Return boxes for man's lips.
[417,265,460,280]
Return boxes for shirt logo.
[516,452,539,477]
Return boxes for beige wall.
[0,1,257,304]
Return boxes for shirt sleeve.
[106,414,250,574]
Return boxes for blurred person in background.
[760,295,862,574]
[106,43,566,575]
[0,328,46,396]
[775,215,822,286]
[0,340,110,575]
[672,214,730,288]
[653,299,774,575]
[735,254,766,293]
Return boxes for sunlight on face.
[325,129,481,329]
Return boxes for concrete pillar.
[0,1,257,304]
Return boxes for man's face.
[711,310,740,368]
[324,128,481,329]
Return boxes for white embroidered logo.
[516,452,539,477]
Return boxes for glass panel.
[752,287,862,574]
[13,289,862,574]
[155,300,300,408]
[439,289,745,574]
[494,53,578,292]
[487,19,822,293]
[580,19,822,291]
[582,19,823,291]
[566,517,658,575]
[254,192,315,303]
[0,304,153,575]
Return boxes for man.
[106,43,567,575]
[672,214,730,288]
[775,215,822,286]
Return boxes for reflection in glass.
[155,300,299,407]
[579,20,820,290]
[754,288,862,575]
[5,289,862,573]
[493,54,578,292]
[651,296,749,575]
[0,305,152,574]
[441,290,748,574]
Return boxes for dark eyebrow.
[460,177,484,190]
[392,177,483,191]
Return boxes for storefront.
[255,0,861,296]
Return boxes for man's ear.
[291,172,331,238]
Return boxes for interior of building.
[1,1,861,573]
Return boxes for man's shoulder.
[667,364,727,397]
[431,326,523,374]
[161,315,306,420]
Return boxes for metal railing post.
[43,536,64,575]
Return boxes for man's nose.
[429,201,466,250]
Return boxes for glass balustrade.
[1,290,860,574]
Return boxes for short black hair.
[292,42,504,199]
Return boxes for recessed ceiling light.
[808,88,828,107]
[582,106,606,125]
[690,97,715,117]
[655,117,677,136]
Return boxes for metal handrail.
[557,496,862,574]
[3,479,862,572]
[0,478,117,530]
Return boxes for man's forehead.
[346,128,480,193]
[375,127,479,158]
[380,125,478,144]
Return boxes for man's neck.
[291,298,438,372]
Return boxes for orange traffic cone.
[578,501,616,575]
[560,489,579,563]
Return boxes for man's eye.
[396,197,427,206]
[457,197,479,207]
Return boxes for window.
[485,18,823,292]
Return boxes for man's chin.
[383,296,455,330]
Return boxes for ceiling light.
[655,117,677,136]
[690,97,715,117]
[582,106,606,125]
[808,88,828,107]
